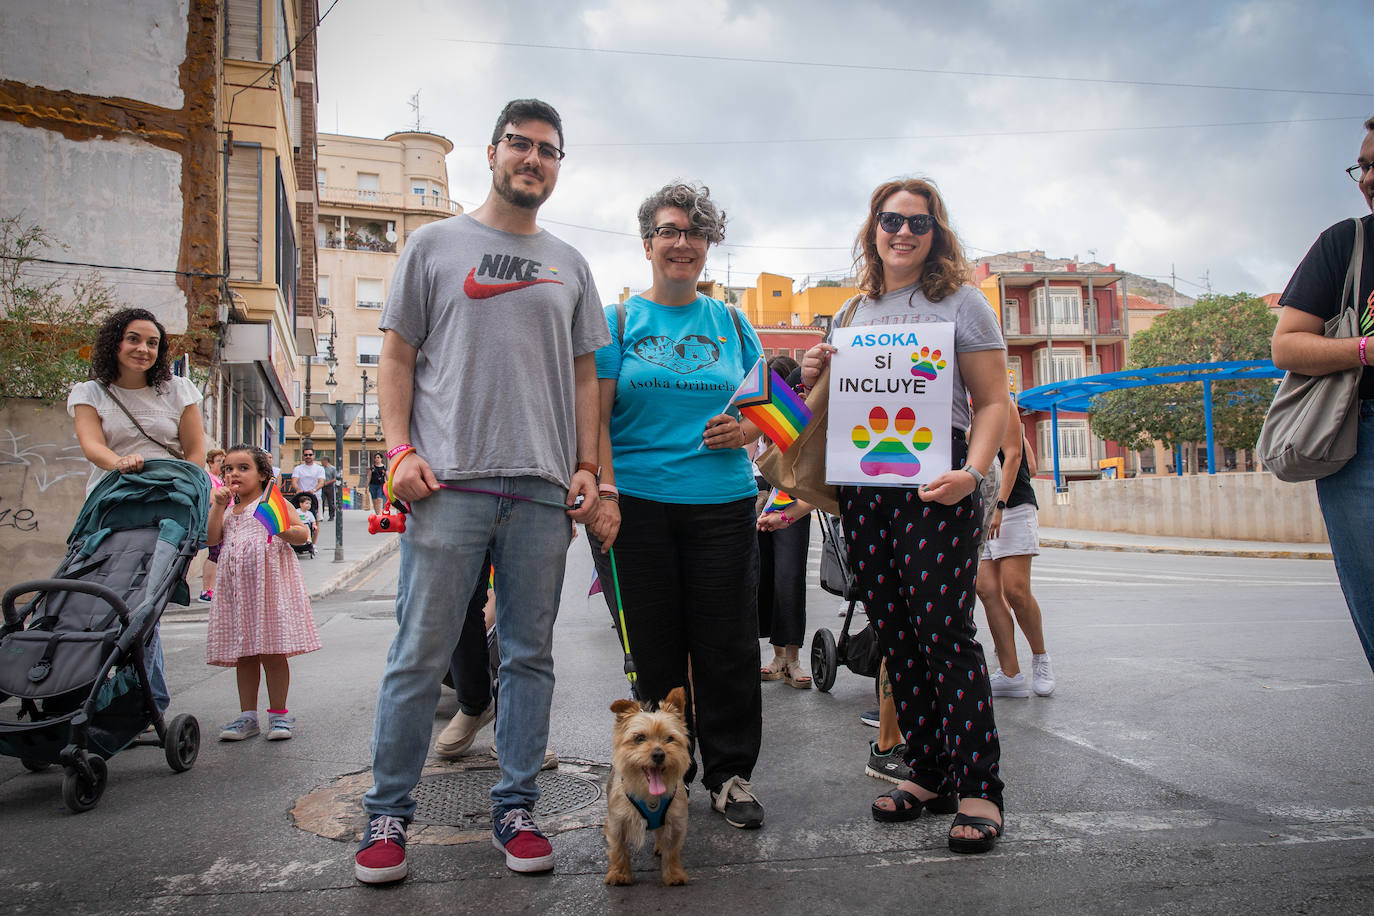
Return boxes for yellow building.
[297,130,460,482]
[739,274,857,327]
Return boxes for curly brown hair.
[853,178,971,302]
[89,307,172,390]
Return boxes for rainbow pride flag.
[341,484,355,508]
[730,358,812,451]
[763,487,796,514]
[253,481,291,537]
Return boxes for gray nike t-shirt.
[379,214,609,487]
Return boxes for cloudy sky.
[315,0,1373,304]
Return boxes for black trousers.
[612,493,761,791]
[837,439,1004,808]
[448,552,494,715]
[758,513,812,647]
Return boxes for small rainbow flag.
[253,481,291,537]
[763,487,796,514]
[341,485,355,508]
[730,358,812,452]
[588,568,602,596]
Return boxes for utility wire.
[442,38,1374,98]
[453,115,1361,152]
[0,254,225,279]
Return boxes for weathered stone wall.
[1031,472,1328,543]
[0,400,93,587]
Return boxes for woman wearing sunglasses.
[590,182,769,830]
[801,178,1011,853]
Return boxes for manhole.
[411,770,601,828]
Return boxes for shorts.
[369,482,386,500]
[981,502,1040,561]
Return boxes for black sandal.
[947,812,1003,854]
[871,787,958,823]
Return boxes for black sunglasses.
[876,212,936,236]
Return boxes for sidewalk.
[1039,525,1333,560]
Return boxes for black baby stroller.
[809,513,883,692]
[0,459,207,812]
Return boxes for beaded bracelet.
[1360,336,1369,367]
[386,443,413,460]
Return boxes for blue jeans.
[1315,401,1374,673]
[146,627,169,714]
[363,477,572,819]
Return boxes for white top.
[291,462,326,492]
[67,376,201,494]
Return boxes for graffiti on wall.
[0,428,91,532]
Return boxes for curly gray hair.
[636,182,727,243]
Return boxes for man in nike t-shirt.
[357,99,612,884]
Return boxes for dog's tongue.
[646,766,666,795]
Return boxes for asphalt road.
[2,540,1371,915]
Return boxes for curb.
[1038,536,1333,561]
[308,534,400,600]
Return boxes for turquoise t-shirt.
[597,294,764,504]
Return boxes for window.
[357,335,382,366]
[225,0,261,59]
[317,275,330,304]
[1137,448,1156,474]
[275,161,297,326]
[1007,355,1022,394]
[357,172,380,201]
[771,290,783,297]
[1032,346,1085,385]
[411,181,427,197]
[356,277,384,310]
[1002,299,1021,335]
[317,168,327,189]
[274,0,293,91]
[1031,286,1084,334]
[226,143,261,281]
[1036,419,1093,470]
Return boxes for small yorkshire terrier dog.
[604,686,691,886]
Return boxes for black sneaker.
[709,775,763,829]
[865,740,912,784]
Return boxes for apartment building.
[975,255,1128,479]
[303,130,459,483]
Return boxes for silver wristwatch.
[960,465,984,488]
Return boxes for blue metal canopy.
[1016,359,1284,486]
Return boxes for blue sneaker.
[218,714,259,741]
[492,807,554,873]
[266,714,294,741]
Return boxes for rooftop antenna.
[408,91,422,131]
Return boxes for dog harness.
[627,791,675,831]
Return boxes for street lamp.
[360,369,376,484]
[322,399,361,562]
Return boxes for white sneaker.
[989,669,1029,698]
[1031,653,1056,696]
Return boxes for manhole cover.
[411,770,601,828]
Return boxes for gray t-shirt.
[379,214,609,487]
[826,283,1004,431]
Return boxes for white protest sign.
[826,322,955,486]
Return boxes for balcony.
[318,217,396,254]
[318,184,461,214]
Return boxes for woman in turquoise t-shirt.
[592,182,767,830]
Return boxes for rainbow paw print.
[850,406,933,478]
[910,346,947,381]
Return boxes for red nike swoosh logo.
[463,269,564,299]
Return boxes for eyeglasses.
[303,452,314,457]
[499,133,565,163]
[876,212,936,235]
[1346,162,1372,181]
[648,225,711,244]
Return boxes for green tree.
[1089,294,1277,460]
[0,216,117,401]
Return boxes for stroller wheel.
[62,757,107,813]
[164,714,200,772]
[811,628,838,693]
[20,758,50,773]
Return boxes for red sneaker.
[355,815,408,884]
[491,807,554,873]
